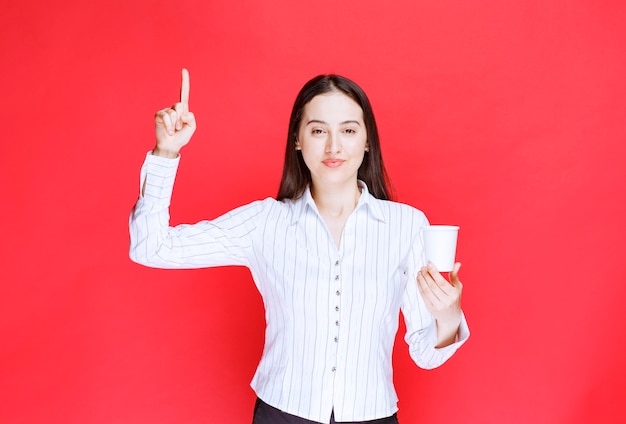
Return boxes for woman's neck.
[311,180,361,217]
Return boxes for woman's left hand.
[417,262,463,348]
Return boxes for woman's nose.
[325,132,342,153]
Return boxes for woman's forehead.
[302,92,364,123]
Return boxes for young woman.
[129,69,469,424]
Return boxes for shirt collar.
[289,180,386,225]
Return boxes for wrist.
[435,319,461,348]
[435,313,461,336]
[152,147,179,158]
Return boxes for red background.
[1,0,625,422]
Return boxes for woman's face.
[296,91,369,189]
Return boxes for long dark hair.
[276,74,393,201]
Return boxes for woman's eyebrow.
[305,119,327,126]
[305,119,362,126]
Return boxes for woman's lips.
[322,159,345,168]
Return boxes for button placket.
[331,257,341,372]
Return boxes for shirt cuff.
[139,151,180,204]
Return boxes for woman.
[129,69,469,424]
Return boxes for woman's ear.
[295,138,301,150]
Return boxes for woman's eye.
[312,129,325,135]
[344,128,356,134]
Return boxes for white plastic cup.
[422,225,460,272]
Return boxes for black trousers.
[252,398,399,424]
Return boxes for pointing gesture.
[180,67,190,114]
[154,68,196,158]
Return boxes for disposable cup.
[422,225,459,272]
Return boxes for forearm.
[435,316,462,348]
[129,152,180,267]
[140,149,178,196]
[405,311,470,370]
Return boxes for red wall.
[1,0,625,422]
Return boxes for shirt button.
[336,290,341,296]
[335,320,339,326]
[335,306,340,311]
[331,366,337,372]
[335,275,340,281]
[335,260,340,266]
[334,337,339,343]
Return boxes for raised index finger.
[180,68,190,113]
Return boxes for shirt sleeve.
[128,151,263,269]
[400,211,470,370]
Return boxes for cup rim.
[423,225,460,231]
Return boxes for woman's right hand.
[153,68,196,158]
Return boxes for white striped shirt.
[129,152,469,423]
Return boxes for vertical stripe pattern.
[129,153,469,424]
